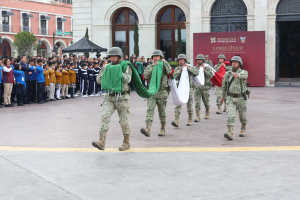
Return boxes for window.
[112,8,139,57]
[21,13,33,32]
[157,6,186,61]
[2,16,9,32]
[210,0,247,32]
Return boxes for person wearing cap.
[194,54,213,122]
[220,56,248,140]
[214,54,231,114]
[171,54,199,127]
[140,50,173,137]
[205,55,213,68]
[92,47,132,151]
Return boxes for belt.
[228,93,243,98]
[109,91,130,96]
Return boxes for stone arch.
[104,1,145,25]
[203,0,254,16]
[2,35,17,57]
[149,0,190,24]
[55,39,67,57]
[268,0,281,14]
[39,37,52,56]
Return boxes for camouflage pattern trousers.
[175,92,194,115]
[226,96,248,125]
[194,89,210,110]
[215,86,222,106]
[99,97,130,137]
[146,97,167,123]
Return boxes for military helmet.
[107,47,124,59]
[177,54,187,62]
[218,54,226,61]
[230,56,243,67]
[196,54,205,61]
[151,50,164,59]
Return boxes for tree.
[134,22,139,57]
[13,31,37,56]
[84,27,89,58]
[177,24,182,56]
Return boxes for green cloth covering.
[101,60,163,98]
[101,62,128,93]
[130,60,163,98]
[135,62,144,74]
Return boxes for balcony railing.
[21,26,31,33]
[0,24,13,32]
[39,28,48,35]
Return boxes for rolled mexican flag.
[210,61,230,87]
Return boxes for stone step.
[275,82,300,87]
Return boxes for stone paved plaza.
[1,87,300,200]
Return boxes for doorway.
[277,21,300,80]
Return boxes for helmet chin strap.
[112,56,121,65]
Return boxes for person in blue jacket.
[28,59,36,104]
[20,55,31,104]
[36,59,45,104]
[0,64,3,108]
[13,63,26,106]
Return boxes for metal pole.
[53,32,55,52]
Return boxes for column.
[138,24,157,58]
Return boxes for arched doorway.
[157,5,186,61]
[54,39,67,57]
[112,7,138,58]
[276,0,300,80]
[210,0,247,32]
[0,39,12,57]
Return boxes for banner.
[193,31,265,87]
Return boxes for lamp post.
[71,40,73,45]
[38,39,42,47]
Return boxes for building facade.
[73,0,300,86]
[0,0,73,58]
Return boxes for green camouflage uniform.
[194,64,214,111]
[97,64,132,139]
[144,61,173,123]
[205,60,213,67]
[174,64,199,115]
[221,69,248,125]
[214,63,232,106]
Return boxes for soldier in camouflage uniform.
[172,54,199,127]
[140,50,173,137]
[194,54,214,122]
[214,54,232,114]
[205,55,213,67]
[92,47,132,151]
[221,56,248,140]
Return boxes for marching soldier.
[140,50,173,137]
[172,54,199,127]
[213,54,231,114]
[205,55,213,67]
[92,47,132,151]
[194,54,213,122]
[220,56,248,140]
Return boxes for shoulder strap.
[228,75,235,92]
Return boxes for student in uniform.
[55,65,63,100]
[13,63,26,106]
[93,62,101,96]
[28,59,36,104]
[48,62,56,101]
[80,63,88,98]
[87,63,95,96]
[43,63,50,102]
[68,63,76,98]
[36,59,45,104]
[2,58,14,107]
[61,65,70,99]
